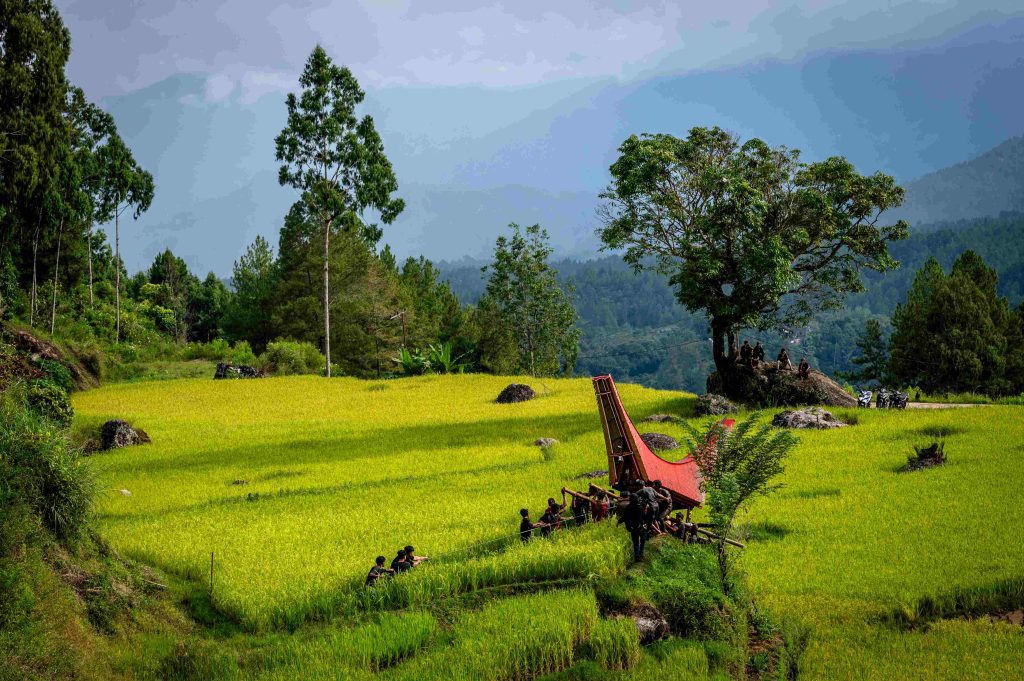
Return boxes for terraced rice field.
[73,375,1024,679]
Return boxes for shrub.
[0,383,94,543]
[26,382,74,426]
[259,340,326,376]
[230,340,257,366]
[34,358,74,393]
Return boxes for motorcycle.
[891,391,909,410]
[876,388,890,409]
[857,390,873,408]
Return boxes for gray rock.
[628,604,669,644]
[771,407,847,430]
[100,419,151,450]
[533,437,559,448]
[695,393,738,416]
[577,470,608,479]
[496,383,535,403]
[641,413,678,423]
[641,432,679,450]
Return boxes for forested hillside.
[440,214,1024,392]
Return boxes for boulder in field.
[694,394,737,417]
[771,407,847,430]
[533,437,559,448]
[627,603,669,644]
[642,413,678,424]
[641,432,679,450]
[496,383,535,404]
[100,419,151,450]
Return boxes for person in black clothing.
[539,505,559,537]
[366,556,395,586]
[618,493,648,561]
[740,340,753,366]
[797,356,810,379]
[546,497,566,530]
[753,341,765,362]
[391,548,412,573]
[519,508,538,542]
[570,493,590,526]
[404,545,429,566]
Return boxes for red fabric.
[593,375,733,509]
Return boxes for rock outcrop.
[708,363,856,408]
[640,432,679,451]
[496,383,535,404]
[641,413,678,424]
[214,363,263,379]
[100,419,151,450]
[694,394,737,416]
[771,407,847,430]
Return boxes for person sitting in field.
[391,548,412,573]
[519,508,539,542]
[777,348,793,371]
[366,556,395,587]
[798,356,810,379]
[404,545,428,567]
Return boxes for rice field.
[72,374,1024,679]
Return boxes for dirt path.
[905,402,986,409]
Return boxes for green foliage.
[393,342,467,376]
[259,340,326,376]
[683,414,795,590]
[838,318,890,387]
[477,223,580,377]
[889,252,1024,395]
[224,235,278,352]
[1,382,93,543]
[25,381,73,426]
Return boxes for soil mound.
[708,363,856,408]
[6,325,98,390]
[496,383,535,404]
[640,432,679,451]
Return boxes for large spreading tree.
[275,45,404,376]
[599,127,909,399]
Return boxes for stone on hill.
[496,383,535,404]
[642,413,678,424]
[214,363,263,379]
[100,419,151,450]
[708,363,857,408]
[627,603,669,644]
[694,394,737,416]
[533,437,559,448]
[8,325,98,390]
[771,407,847,430]
[641,432,679,451]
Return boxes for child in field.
[391,548,412,573]
[519,508,539,542]
[404,545,429,566]
[365,556,395,586]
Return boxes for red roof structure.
[593,375,732,509]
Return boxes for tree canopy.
[599,127,908,397]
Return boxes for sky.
[54,0,1024,277]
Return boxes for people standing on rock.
[366,556,395,586]
[740,340,753,367]
[778,348,793,371]
[404,545,428,567]
[519,508,539,542]
[798,357,810,379]
[753,341,765,363]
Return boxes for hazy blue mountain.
[894,136,1024,229]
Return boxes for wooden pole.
[209,551,214,597]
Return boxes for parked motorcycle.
[891,391,909,409]
[876,388,890,409]
[857,390,873,408]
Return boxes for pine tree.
[838,319,889,387]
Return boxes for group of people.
[735,339,811,379]
[518,485,614,542]
[365,544,429,587]
[518,480,704,562]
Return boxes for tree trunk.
[115,204,121,343]
[87,225,94,307]
[323,220,331,377]
[30,223,40,327]
[50,218,63,335]
[711,319,740,399]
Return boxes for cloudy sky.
[54,0,1024,276]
